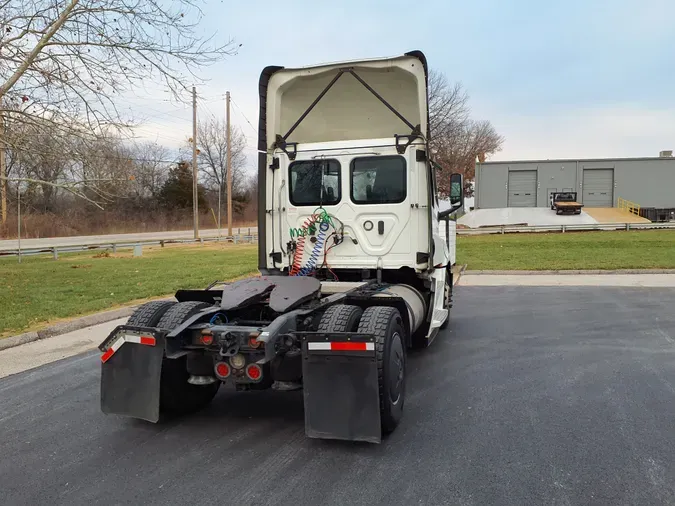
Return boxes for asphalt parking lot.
[2,286,675,505]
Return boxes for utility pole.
[192,86,199,239]
[226,91,233,237]
[1,113,7,227]
[17,151,21,264]
[217,183,222,238]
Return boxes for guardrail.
[4,220,675,259]
[1,234,258,260]
[455,222,675,235]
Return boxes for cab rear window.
[288,159,341,206]
[350,156,406,204]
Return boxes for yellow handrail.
[617,197,641,216]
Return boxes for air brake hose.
[289,208,335,276]
[296,221,329,276]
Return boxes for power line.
[231,98,257,135]
[8,147,183,165]
[194,96,254,154]
[124,130,189,145]
[198,101,220,124]
[128,107,191,122]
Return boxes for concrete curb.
[5,267,667,352]
[463,269,675,275]
[453,264,468,286]
[0,331,40,351]
[0,306,138,352]
[452,264,468,286]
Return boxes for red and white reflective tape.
[101,334,156,363]
[307,342,374,352]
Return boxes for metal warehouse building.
[474,154,675,211]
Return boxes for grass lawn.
[0,244,258,337]
[457,230,675,270]
[3,229,674,336]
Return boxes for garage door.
[583,169,614,207]
[507,171,537,207]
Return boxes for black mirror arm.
[438,202,462,220]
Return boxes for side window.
[288,159,341,206]
[350,156,406,205]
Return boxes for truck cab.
[259,51,460,339]
[99,51,463,444]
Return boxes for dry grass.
[0,210,257,240]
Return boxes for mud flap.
[300,332,381,443]
[99,326,166,423]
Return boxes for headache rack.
[551,192,583,215]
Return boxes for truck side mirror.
[449,173,463,208]
[438,172,464,220]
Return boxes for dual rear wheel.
[126,300,220,416]
[128,299,408,432]
[318,304,406,434]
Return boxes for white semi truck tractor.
[98,50,464,443]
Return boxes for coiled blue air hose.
[297,221,329,276]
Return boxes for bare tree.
[21,130,72,212]
[73,133,136,206]
[128,141,171,199]
[0,0,238,128]
[428,70,469,145]
[190,118,248,218]
[427,70,504,197]
[0,0,238,215]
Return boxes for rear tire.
[156,301,220,415]
[317,304,363,332]
[156,300,212,331]
[127,300,176,327]
[357,306,406,435]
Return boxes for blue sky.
[128,0,675,168]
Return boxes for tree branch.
[0,0,80,98]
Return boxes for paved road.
[461,273,675,287]
[0,227,258,252]
[3,286,675,505]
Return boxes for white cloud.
[489,105,675,161]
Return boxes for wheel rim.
[389,331,404,405]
